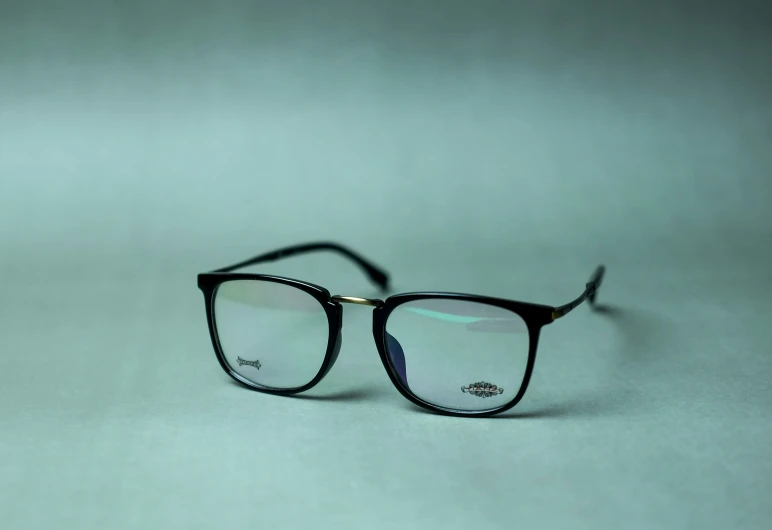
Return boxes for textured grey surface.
[1,1,771,529]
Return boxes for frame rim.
[373,292,551,417]
[198,272,342,395]
[198,274,555,417]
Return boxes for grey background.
[1,1,771,528]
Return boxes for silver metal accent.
[236,357,261,370]
[331,295,383,307]
[461,381,504,398]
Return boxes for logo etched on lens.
[236,357,262,370]
[461,381,504,398]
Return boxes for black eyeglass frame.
[198,242,605,418]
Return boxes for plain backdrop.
[1,1,771,529]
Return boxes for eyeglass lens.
[384,299,530,411]
[213,280,330,390]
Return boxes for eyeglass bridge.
[331,295,384,307]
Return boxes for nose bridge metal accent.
[331,295,383,307]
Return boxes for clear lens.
[213,280,330,389]
[385,298,530,411]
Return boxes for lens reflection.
[385,298,530,411]
[214,280,330,389]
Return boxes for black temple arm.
[552,265,606,320]
[212,241,390,291]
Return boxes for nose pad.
[321,305,343,378]
[328,328,342,367]
[385,332,408,386]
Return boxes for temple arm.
[212,241,390,291]
[552,265,606,320]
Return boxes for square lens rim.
[373,292,552,417]
[198,273,341,395]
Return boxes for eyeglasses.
[197,242,606,417]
